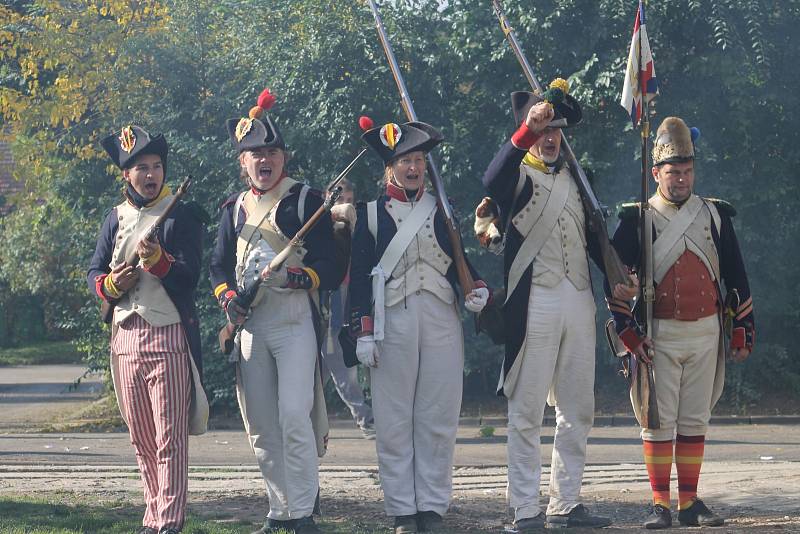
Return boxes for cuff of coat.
[511,123,542,150]
[101,273,122,300]
[302,267,320,290]
[95,274,111,301]
[142,249,173,278]
[731,326,754,350]
[214,282,229,300]
[351,315,373,337]
[619,326,644,353]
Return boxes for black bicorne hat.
[360,120,443,165]
[226,88,286,153]
[511,78,582,128]
[101,125,168,170]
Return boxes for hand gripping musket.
[491,0,630,291]
[218,150,367,355]
[100,176,193,324]
[365,0,475,296]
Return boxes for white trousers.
[642,315,720,441]
[507,279,596,520]
[322,326,373,428]
[236,290,319,520]
[371,291,464,517]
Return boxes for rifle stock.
[491,0,630,290]
[100,176,193,324]
[365,0,475,295]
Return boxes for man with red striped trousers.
[607,117,754,529]
[88,125,208,534]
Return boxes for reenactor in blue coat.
[209,89,338,534]
[606,116,754,529]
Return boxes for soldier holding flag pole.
[607,1,755,529]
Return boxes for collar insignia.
[235,117,254,142]
[119,126,136,154]
[380,123,402,150]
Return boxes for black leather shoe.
[135,528,157,534]
[294,515,322,534]
[394,514,418,533]
[678,498,724,527]
[546,504,612,528]
[644,504,672,529]
[416,510,443,531]
[158,528,180,534]
[513,512,545,531]
[251,518,296,534]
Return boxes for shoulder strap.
[232,191,246,230]
[367,200,378,242]
[378,194,438,277]
[297,184,310,223]
[705,199,722,235]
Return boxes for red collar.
[386,180,424,202]
[250,171,288,196]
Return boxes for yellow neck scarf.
[144,183,172,208]
[522,152,551,174]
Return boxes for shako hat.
[101,125,168,170]
[511,78,582,128]
[226,88,285,152]
[652,116,700,166]
[359,115,443,165]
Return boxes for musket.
[365,0,475,296]
[218,150,367,355]
[491,0,630,290]
[100,176,193,324]
[636,7,660,429]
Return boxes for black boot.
[294,515,322,534]
[135,528,157,534]
[416,510,443,532]
[678,498,724,527]
[393,514,418,534]
[251,518,296,534]
[546,504,612,528]
[643,504,672,529]
[513,512,545,531]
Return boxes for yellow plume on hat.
[549,78,570,96]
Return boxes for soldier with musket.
[606,117,754,529]
[209,89,338,534]
[481,80,613,531]
[349,117,490,533]
[88,125,208,534]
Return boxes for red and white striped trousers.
[113,314,190,531]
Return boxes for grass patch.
[39,394,126,433]
[0,494,399,533]
[0,341,82,366]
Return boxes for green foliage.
[0,340,80,365]
[1,0,797,410]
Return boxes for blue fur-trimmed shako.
[360,120,443,165]
[101,125,168,170]
[225,88,285,153]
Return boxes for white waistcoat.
[111,197,180,327]
[383,198,454,307]
[511,165,590,290]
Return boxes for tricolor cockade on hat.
[226,88,285,152]
[101,125,168,170]
[511,77,583,128]
[360,115,443,165]
[652,117,699,166]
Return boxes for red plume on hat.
[249,88,276,119]
[359,115,374,131]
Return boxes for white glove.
[464,287,490,313]
[356,335,380,368]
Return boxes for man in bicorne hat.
[209,88,339,534]
[481,79,613,531]
[88,125,208,534]
[607,116,754,529]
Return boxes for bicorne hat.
[511,78,582,128]
[101,125,168,170]
[360,117,443,165]
[226,88,285,153]
[652,117,700,166]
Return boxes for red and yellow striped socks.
[675,434,706,510]
[643,439,673,507]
